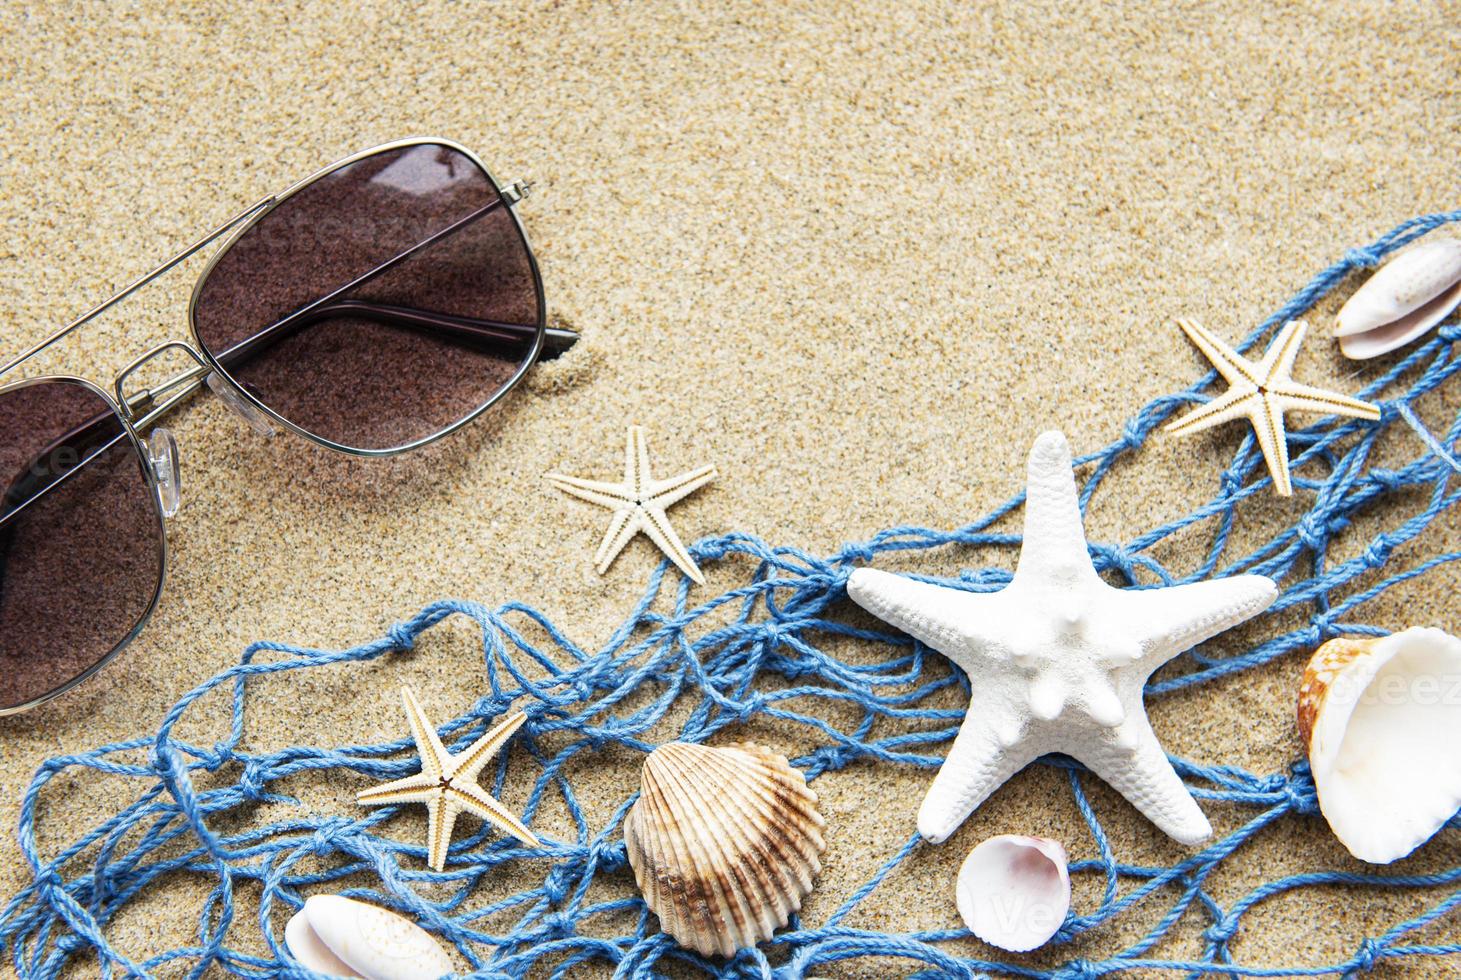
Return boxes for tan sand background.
[1,1,1458,976]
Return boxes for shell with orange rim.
[623,741,827,958]
[1297,627,1461,863]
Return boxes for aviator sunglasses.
[0,137,578,715]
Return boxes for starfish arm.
[400,687,449,778]
[845,568,1005,668]
[451,710,529,783]
[1163,388,1259,437]
[426,796,461,872]
[1071,719,1212,846]
[1118,575,1277,667]
[1014,431,1100,583]
[647,464,717,510]
[1257,320,1307,385]
[625,424,650,492]
[593,509,640,574]
[545,473,635,510]
[1247,397,1293,496]
[1272,381,1382,422]
[639,507,706,584]
[1176,318,1260,388]
[449,781,542,848]
[355,772,438,807]
[918,696,1036,843]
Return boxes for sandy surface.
[0,1,1457,976]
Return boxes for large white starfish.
[1165,318,1380,496]
[846,431,1277,845]
[547,425,717,584]
[356,687,540,871]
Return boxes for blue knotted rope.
[3,208,1461,979]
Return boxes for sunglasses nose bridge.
[205,372,277,438]
[143,426,182,518]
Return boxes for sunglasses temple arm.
[269,301,578,360]
[125,303,576,430]
[0,196,277,379]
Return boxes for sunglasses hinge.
[500,178,532,206]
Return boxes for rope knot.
[1204,916,1239,945]
[1296,514,1329,553]
[735,695,769,722]
[1101,545,1137,580]
[543,865,574,904]
[540,910,576,939]
[1354,938,1386,972]
[1362,535,1394,569]
[1219,469,1245,498]
[238,760,269,801]
[582,727,611,750]
[591,841,628,874]
[386,622,416,651]
[1368,468,1405,493]
[1283,779,1319,815]
[474,696,507,718]
[842,543,876,566]
[1120,418,1146,452]
[1343,245,1382,269]
[1054,960,1102,980]
[779,656,818,681]
[201,741,234,772]
[308,818,353,856]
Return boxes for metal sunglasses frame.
[0,136,572,715]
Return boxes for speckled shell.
[1298,628,1461,863]
[1334,238,1461,359]
[624,742,827,958]
[285,895,452,980]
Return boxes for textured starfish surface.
[546,425,717,584]
[846,431,1278,846]
[1166,318,1380,496]
[356,687,539,871]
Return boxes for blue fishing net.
[3,210,1461,979]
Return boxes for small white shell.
[624,742,827,958]
[285,895,452,980]
[1335,238,1461,359]
[955,835,1070,952]
[1298,628,1461,863]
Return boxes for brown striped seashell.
[1297,628,1461,864]
[624,741,827,957]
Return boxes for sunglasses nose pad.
[206,372,277,438]
[145,427,182,518]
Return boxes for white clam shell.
[955,835,1070,952]
[1298,627,1461,863]
[285,895,452,980]
[1334,238,1461,359]
[624,742,827,958]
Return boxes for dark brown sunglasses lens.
[0,381,164,711]
[192,143,542,451]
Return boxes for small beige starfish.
[356,686,540,871]
[1166,318,1380,496]
[546,425,717,584]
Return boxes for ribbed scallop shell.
[624,742,827,958]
